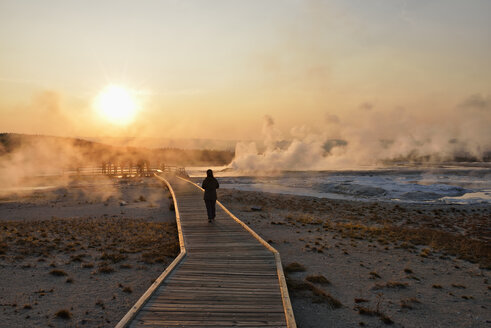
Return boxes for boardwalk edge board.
[115,174,187,328]
[178,176,297,328]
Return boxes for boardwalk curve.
[116,174,296,327]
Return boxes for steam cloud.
[458,94,491,111]
[0,135,119,199]
[230,95,491,172]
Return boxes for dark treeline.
[0,133,234,167]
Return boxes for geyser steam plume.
[230,98,491,172]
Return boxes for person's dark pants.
[204,199,216,220]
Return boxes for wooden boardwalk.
[116,175,295,327]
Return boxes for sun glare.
[94,84,140,125]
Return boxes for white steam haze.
[0,136,120,199]
[230,94,491,172]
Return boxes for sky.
[0,0,490,143]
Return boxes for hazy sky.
[1,0,490,141]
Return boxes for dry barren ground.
[1,178,489,327]
[219,188,491,328]
[0,178,178,327]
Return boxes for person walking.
[202,169,219,223]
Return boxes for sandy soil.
[0,177,178,327]
[219,188,491,328]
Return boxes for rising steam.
[230,95,491,172]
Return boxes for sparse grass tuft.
[369,271,381,279]
[385,281,408,289]
[54,309,71,319]
[373,281,408,290]
[0,242,8,254]
[141,249,174,264]
[357,306,375,315]
[400,297,420,309]
[0,218,179,267]
[325,220,491,268]
[286,277,342,309]
[380,315,394,325]
[70,254,85,262]
[354,298,369,303]
[356,306,394,325]
[284,262,306,273]
[311,285,343,308]
[97,264,115,274]
[420,248,431,258]
[306,275,330,285]
[49,269,67,276]
[287,214,323,225]
[100,252,127,263]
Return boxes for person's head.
[206,169,213,177]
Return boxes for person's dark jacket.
[202,176,219,201]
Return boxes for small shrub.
[432,284,443,289]
[122,286,132,293]
[82,263,94,269]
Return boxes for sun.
[94,84,140,125]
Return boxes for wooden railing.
[57,165,188,178]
